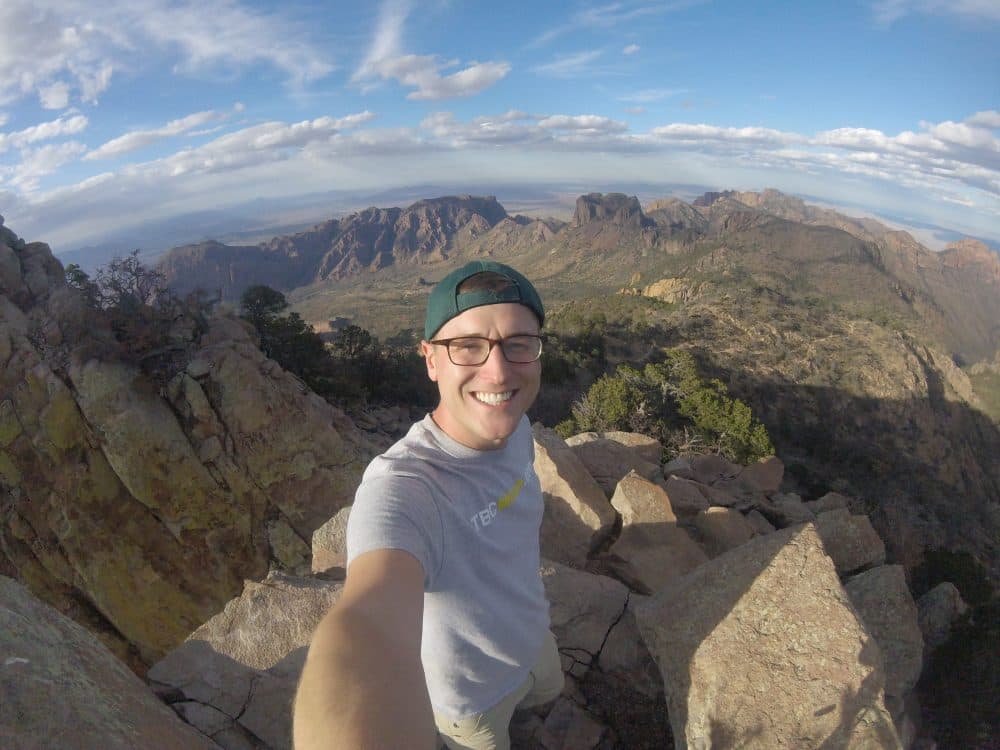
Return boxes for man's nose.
[478,340,513,378]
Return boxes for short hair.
[456,271,516,295]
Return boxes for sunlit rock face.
[0,229,373,665]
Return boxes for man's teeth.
[474,391,513,405]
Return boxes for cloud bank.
[0,0,333,109]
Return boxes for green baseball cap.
[424,261,545,340]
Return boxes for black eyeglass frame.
[429,335,544,366]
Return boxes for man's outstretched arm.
[293,549,437,750]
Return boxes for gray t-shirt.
[346,414,549,718]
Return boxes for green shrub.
[561,349,773,463]
[64,251,215,382]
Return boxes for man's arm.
[293,549,437,750]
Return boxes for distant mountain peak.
[574,192,653,229]
[941,238,1000,280]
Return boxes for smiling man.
[293,262,562,750]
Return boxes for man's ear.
[420,341,439,382]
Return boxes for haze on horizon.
[0,0,998,255]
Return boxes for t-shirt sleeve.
[346,474,443,589]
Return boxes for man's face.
[421,303,542,451]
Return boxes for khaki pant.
[433,630,564,750]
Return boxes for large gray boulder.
[532,425,616,567]
[814,508,886,575]
[540,559,629,679]
[149,572,343,749]
[564,431,662,495]
[916,581,968,651]
[692,506,757,557]
[0,576,219,750]
[634,524,901,750]
[843,565,924,702]
[607,472,708,593]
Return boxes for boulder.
[692,507,756,558]
[564,431,662,495]
[150,640,291,749]
[538,697,606,750]
[0,576,219,750]
[745,509,776,536]
[662,455,696,480]
[532,425,616,567]
[180,571,342,670]
[149,572,342,749]
[658,475,710,516]
[756,491,815,527]
[689,453,740,484]
[814,508,886,575]
[540,560,629,679]
[916,582,968,651]
[311,505,352,573]
[735,455,783,492]
[607,472,709,593]
[844,565,924,701]
[805,491,852,515]
[634,524,901,750]
[596,594,662,699]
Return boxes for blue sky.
[1,0,998,254]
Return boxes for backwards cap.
[424,261,544,340]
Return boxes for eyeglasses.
[429,335,543,366]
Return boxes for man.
[293,261,562,750]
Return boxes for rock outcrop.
[2,408,952,749]
[149,571,342,749]
[0,576,219,750]
[634,524,902,749]
[573,193,653,230]
[0,412,948,750]
[0,230,373,664]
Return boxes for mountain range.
[159,189,1000,365]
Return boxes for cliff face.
[574,192,653,230]
[0,224,374,665]
[159,195,510,299]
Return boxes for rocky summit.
[1,194,996,748]
[3,428,962,749]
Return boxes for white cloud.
[537,115,627,133]
[626,106,646,115]
[354,1,509,99]
[86,111,223,160]
[374,56,512,100]
[966,110,1000,128]
[11,142,87,191]
[623,44,641,55]
[651,123,805,146]
[532,1,708,47]
[0,115,89,153]
[872,0,1000,24]
[39,82,71,110]
[531,51,604,78]
[619,88,687,103]
[139,112,377,177]
[0,0,333,108]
